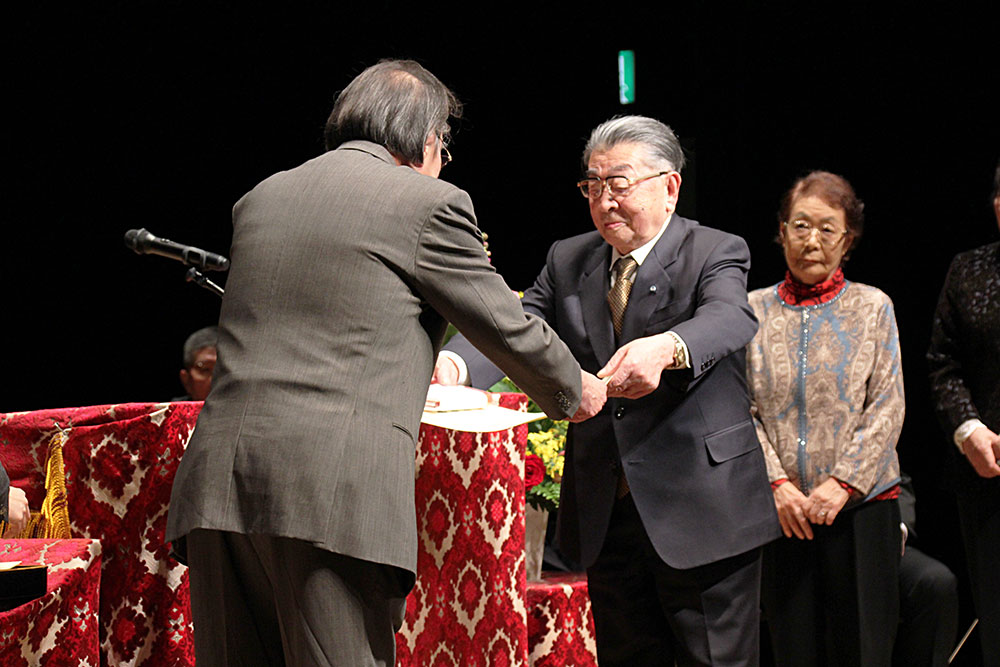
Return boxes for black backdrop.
[4,3,998,650]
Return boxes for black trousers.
[762,499,900,667]
[586,493,763,667]
[186,529,407,667]
[956,476,1000,667]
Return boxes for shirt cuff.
[954,419,987,451]
[437,350,471,386]
[665,331,690,369]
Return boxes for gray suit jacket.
[165,141,582,586]
[450,216,780,569]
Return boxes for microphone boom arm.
[185,267,225,298]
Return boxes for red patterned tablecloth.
[1,399,596,666]
[0,538,102,666]
[398,393,533,666]
[527,572,598,666]
[0,403,198,666]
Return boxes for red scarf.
[778,267,845,306]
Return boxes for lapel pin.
[649,285,657,293]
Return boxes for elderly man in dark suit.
[437,115,780,666]
[166,60,606,666]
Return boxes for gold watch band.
[667,331,686,369]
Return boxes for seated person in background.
[175,326,218,401]
[894,474,959,667]
[1,461,29,537]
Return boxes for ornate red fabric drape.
[1,403,198,666]
[1,399,596,666]
[0,538,102,665]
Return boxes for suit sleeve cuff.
[437,350,471,386]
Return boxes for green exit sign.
[618,50,635,104]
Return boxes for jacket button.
[615,406,625,419]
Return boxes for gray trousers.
[186,529,407,666]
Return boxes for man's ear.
[665,171,683,212]
[421,132,438,165]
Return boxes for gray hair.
[583,115,686,173]
[182,326,218,369]
[324,60,462,164]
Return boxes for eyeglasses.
[188,359,215,378]
[577,172,669,199]
[439,136,452,167]
[783,220,848,247]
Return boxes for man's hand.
[805,477,850,526]
[962,426,1000,478]
[4,487,29,538]
[567,370,607,422]
[431,355,461,386]
[597,333,675,399]
[773,482,814,540]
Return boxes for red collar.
[778,268,846,306]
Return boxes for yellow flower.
[527,427,566,481]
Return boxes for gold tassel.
[18,430,72,539]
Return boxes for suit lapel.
[620,216,691,342]
[579,244,616,363]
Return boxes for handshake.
[433,332,680,423]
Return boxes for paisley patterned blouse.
[747,277,904,499]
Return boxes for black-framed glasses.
[783,220,848,247]
[577,172,670,199]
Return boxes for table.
[398,394,533,665]
[0,538,102,666]
[1,400,597,666]
[1,403,198,666]
[527,571,598,666]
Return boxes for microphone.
[124,228,230,272]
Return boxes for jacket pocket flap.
[703,419,757,463]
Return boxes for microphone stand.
[185,267,225,298]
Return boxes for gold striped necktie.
[608,256,638,338]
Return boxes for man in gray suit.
[437,116,780,666]
[165,60,606,666]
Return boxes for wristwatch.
[666,331,686,369]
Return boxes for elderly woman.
[746,171,904,666]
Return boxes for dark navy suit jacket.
[450,215,780,569]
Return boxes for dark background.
[4,3,998,658]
